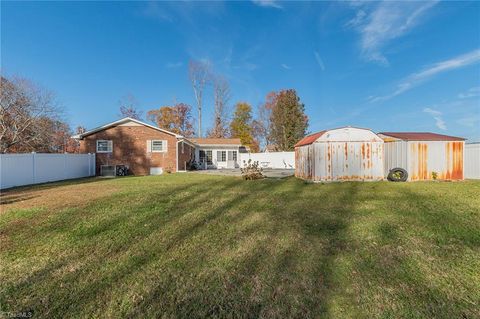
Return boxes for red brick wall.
[79,125,178,175]
[177,142,195,171]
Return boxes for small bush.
[431,171,438,180]
[241,159,265,180]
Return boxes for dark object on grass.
[387,168,408,182]
[186,159,199,170]
[116,165,128,176]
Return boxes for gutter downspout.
[176,140,181,172]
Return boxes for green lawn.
[1,174,479,318]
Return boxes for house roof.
[188,138,243,146]
[72,117,183,139]
[379,132,465,141]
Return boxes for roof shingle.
[188,138,242,146]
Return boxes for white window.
[96,140,112,153]
[147,140,167,153]
[217,151,227,162]
[228,150,237,161]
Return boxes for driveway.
[190,168,295,178]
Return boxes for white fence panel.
[465,143,480,179]
[0,153,96,189]
[239,152,295,169]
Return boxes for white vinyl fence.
[0,153,96,189]
[465,143,480,179]
[239,152,295,169]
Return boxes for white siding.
[0,153,96,189]
[195,146,240,169]
[383,141,409,176]
[465,143,480,179]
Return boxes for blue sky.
[2,1,480,141]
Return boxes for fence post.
[64,152,67,179]
[88,153,91,176]
[31,152,36,184]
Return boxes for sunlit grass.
[1,175,479,318]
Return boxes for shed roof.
[379,132,465,141]
[295,126,382,147]
[295,131,326,147]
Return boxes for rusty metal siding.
[295,127,384,181]
[407,141,463,181]
[311,141,384,181]
[384,140,464,181]
[295,144,314,179]
[384,141,409,176]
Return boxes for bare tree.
[0,76,62,153]
[253,92,275,150]
[188,60,211,137]
[118,94,143,120]
[207,75,230,138]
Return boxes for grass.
[1,174,479,318]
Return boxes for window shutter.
[163,140,167,151]
[147,140,151,153]
[108,140,113,152]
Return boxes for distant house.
[73,117,246,175]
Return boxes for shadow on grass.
[2,178,479,318]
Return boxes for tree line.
[1,62,309,153]
[126,60,309,152]
[0,76,83,153]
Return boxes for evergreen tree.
[269,89,308,151]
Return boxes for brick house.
[74,117,246,175]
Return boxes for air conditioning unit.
[100,165,115,177]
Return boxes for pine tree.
[269,89,308,151]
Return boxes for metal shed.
[379,132,465,181]
[295,127,384,182]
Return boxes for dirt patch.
[0,178,122,212]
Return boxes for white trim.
[96,140,113,153]
[176,140,181,172]
[72,117,183,139]
[181,138,197,147]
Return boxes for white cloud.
[345,9,366,28]
[347,1,438,65]
[314,51,325,70]
[458,86,480,99]
[281,63,291,70]
[370,49,480,102]
[423,107,446,130]
[252,0,283,9]
[165,62,183,68]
